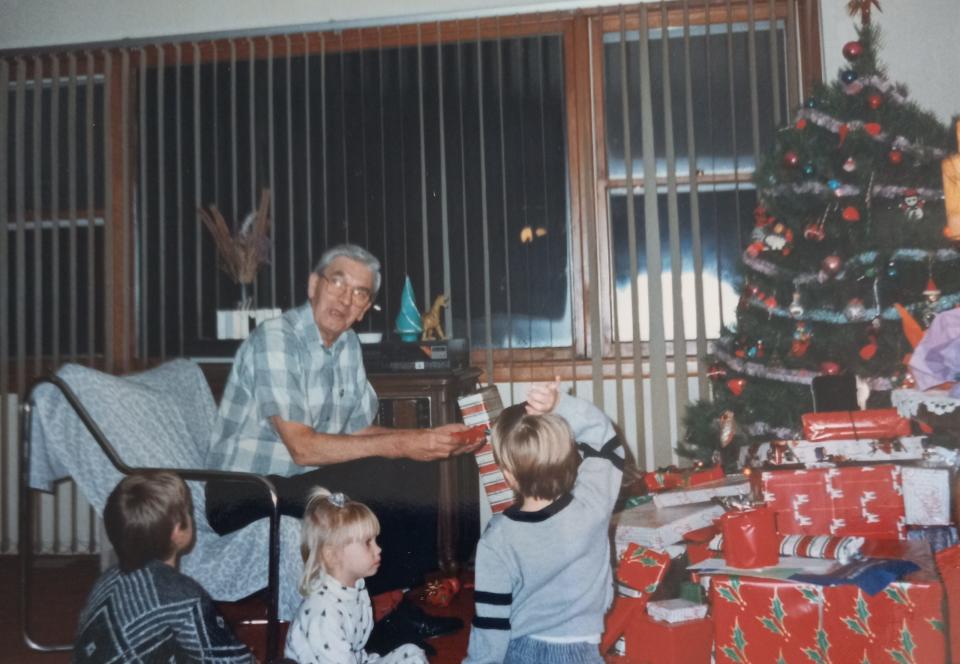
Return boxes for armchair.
[19,360,303,662]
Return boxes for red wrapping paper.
[936,544,960,664]
[709,541,945,664]
[623,613,713,664]
[642,465,724,493]
[600,543,672,657]
[718,508,779,568]
[761,465,906,539]
[801,408,912,442]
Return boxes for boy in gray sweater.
[464,381,624,664]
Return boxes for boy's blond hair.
[491,404,580,503]
[298,487,380,595]
[103,471,193,573]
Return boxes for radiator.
[2,394,102,555]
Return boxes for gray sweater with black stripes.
[464,393,624,664]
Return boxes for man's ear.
[307,272,320,301]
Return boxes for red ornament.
[726,378,747,396]
[782,151,800,168]
[796,118,808,130]
[867,93,883,110]
[821,254,843,276]
[838,123,850,146]
[842,206,861,222]
[842,40,864,61]
[859,336,878,360]
[864,122,882,136]
[888,149,903,165]
[707,363,727,381]
[803,222,825,242]
[820,361,841,375]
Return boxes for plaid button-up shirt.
[206,303,379,476]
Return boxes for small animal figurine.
[421,294,448,341]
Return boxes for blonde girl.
[284,488,428,664]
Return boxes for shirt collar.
[503,492,574,522]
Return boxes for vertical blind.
[1,0,813,553]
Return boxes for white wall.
[819,0,960,124]
[5,0,958,122]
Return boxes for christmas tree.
[678,20,958,469]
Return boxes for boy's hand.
[525,377,561,415]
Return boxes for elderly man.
[205,243,477,641]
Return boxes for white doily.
[891,388,960,417]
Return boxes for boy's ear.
[171,519,193,555]
[502,468,519,494]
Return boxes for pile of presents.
[605,392,960,663]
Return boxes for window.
[137,30,572,357]
[600,16,791,345]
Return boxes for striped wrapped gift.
[458,386,515,513]
[709,532,865,564]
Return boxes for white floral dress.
[285,577,428,664]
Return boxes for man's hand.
[399,423,480,461]
[525,377,561,415]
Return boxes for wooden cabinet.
[369,369,482,572]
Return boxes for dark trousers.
[204,457,440,595]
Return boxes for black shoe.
[392,598,464,639]
[366,610,437,657]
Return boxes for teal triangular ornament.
[394,276,422,342]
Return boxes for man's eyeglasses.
[320,273,373,305]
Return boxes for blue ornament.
[747,345,758,359]
[802,163,815,177]
[805,97,818,108]
[840,70,858,84]
[828,179,841,191]
[886,262,898,278]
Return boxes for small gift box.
[801,408,912,442]
[718,508,778,568]
[615,501,726,550]
[617,542,671,595]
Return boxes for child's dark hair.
[492,403,580,502]
[103,471,193,573]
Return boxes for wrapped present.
[623,614,713,664]
[709,533,865,565]
[642,465,724,493]
[787,436,925,465]
[600,544,672,657]
[652,475,751,508]
[617,543,672,595]
[761,465,906,539]
[936,544,960,664]
[646,598,708,624]
[709,540,945,664]
[458,387,515,513]
[717,508,779,568]
[614,501,726,551]
[801,408,912,442]
[682,525,720,565]
[902,465,952,526]
[418,577,461,608]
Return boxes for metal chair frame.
[19,374,284,662]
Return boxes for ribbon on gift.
[709,532,865,565]
[801,408,913,442]
[717,507,779,568]
[418,577,461,608]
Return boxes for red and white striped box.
[458,386,515,513]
